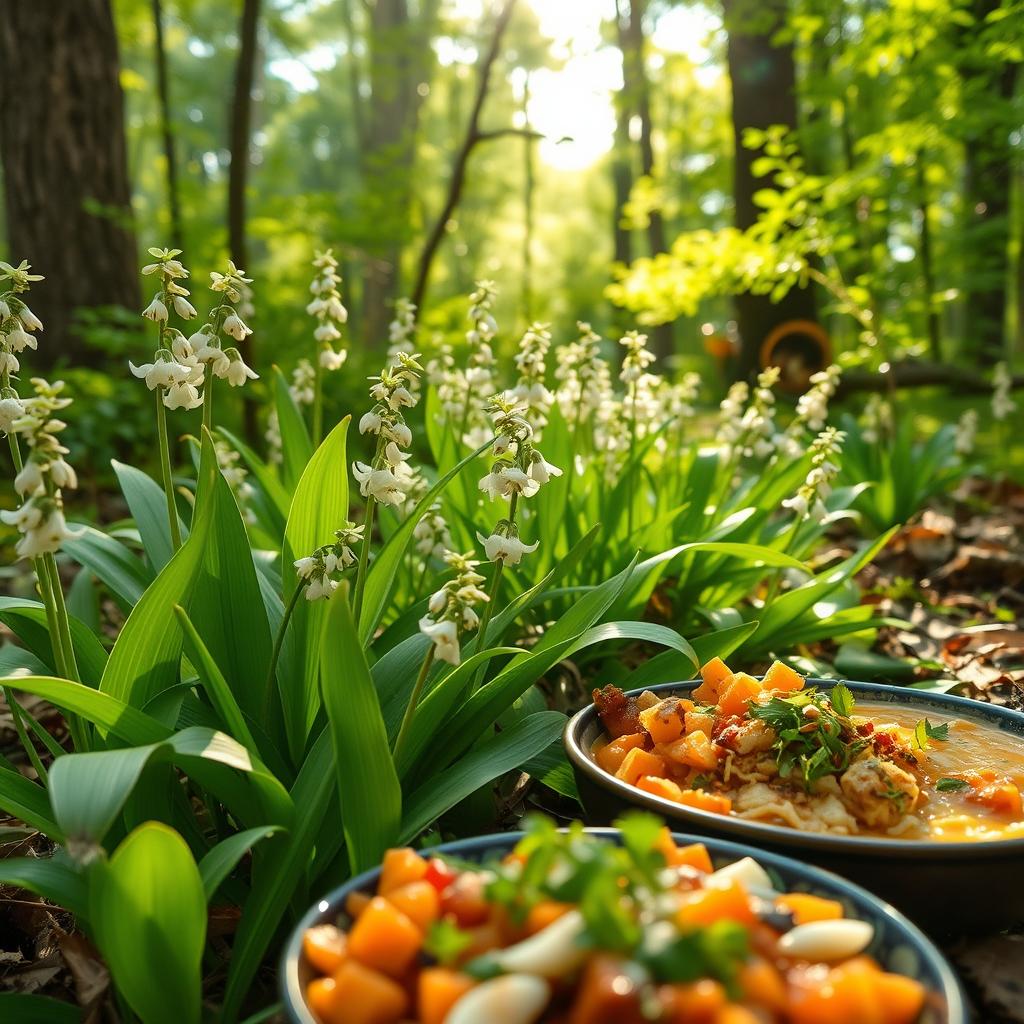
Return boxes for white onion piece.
[444,974,549,1024]
[778,919,874,961]
[706,856,775,893]
[491,909,588,978]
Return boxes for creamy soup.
[591,658,1024,842]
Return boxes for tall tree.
[722,0,816,380]
[0,0,139,363]
[227,0,261,439]
[618,0,674,359]
[611,0,635,271]
[152,0,183,250]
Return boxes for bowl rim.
[565,678,1024,859]
[279,826,967,1024]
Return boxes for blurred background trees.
[0,0,1020,438]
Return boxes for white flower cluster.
[418,550,489,665]
[477,394,560,565]
[307,250,348,372]
[461,281,500,447]
[725,366,779,460]
[387,298,418,365]
[355,352,423,507]
[553,322,610,424]
[858,394,893,445]
[954,408,978,456]
[1,379,80,558]
[619,330,656,384]
[290,359,317,406]
[414,505,453,561]
[0,260,44,384]
[783,425,846,523]
[294,522,364,601]
[510,323,554,432]
[131,249,257,410]
[795,365,842,432]
[216,440,256,522]
[992,362,1017,422]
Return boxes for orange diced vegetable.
[639,700,686,744]
[677,881,755,928]
[714,1008,761,1024]
[761,660,805,693]
[717,673,763,717]
[970,780,1023,816]
[789,959,884,1024]
[738,957,786,1011]
[676,789,732,815]
[456,920,504,963]
[595,732,646,774]
[776,892,844,925]
[875,970,927,1024]
[664,731,721,771]
[417,968,476,1024]
[659,979,726,1023]
[385,880,441,932]
[615,747,667,785]
[440,872,491,927]
[308,960,408,1024]
[693,657,732,704]
[568,954,646,1023]
[671,841,714,873]
[378,847,428,895]
[303,923,347,975]
[526,900,574,935]
[637,775,685,802]
[685,710,716,736]
[347,896,423,977]
[345,890,371,920]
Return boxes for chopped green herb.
[830,683,855,718]
[638,920,750,997]
[423,918,473,966]
[936,777,969,792]
[912,718,950,750]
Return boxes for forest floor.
[1,475,1022,1019]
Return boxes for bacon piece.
[592,685,643,739]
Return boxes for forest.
[0,0,1022,1022]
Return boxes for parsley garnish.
[423,918,473,966]
[638,920,750,997]
[748,688,864,790]
[936,777,968,792]
[912,718,950,750]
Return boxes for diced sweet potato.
[525,900,574,935]
[615,747,667,785]
[386,880,440,932]
[595,732,646,775]
[670,841,714,873]
[762,660,805,693]
[971,780,1023,816]
[639,700,686,745]
[789,958,885,1024]
[658,979,726,1023]
[715,1008,762,1024]
[345,890,371,920]
[378,847,428,895]
[716,673,762,717]
[738,957,786,1011]
[314,960,408,1024]
[303,923,347,975]
[664,731,721,771]
[676,789,732,815]
[568,954,647,1024]
[693,657,732,704]
[776,892,844,925]
[417,968,476,1024]
[875,970,927,1024]
[685,710,716,736]
[637,775,685,802]
[677,881,755,927]
[347,896,423,977]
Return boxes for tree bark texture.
[0,0,139,365]
[152,0,183,251]
[722,0,817,381]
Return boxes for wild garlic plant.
[619,330,656,533]
[306,249,349,442]
[459,280,500,447]
[510,322,554,435]
[955,408,978,456]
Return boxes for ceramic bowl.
[566,679,1024,933]
[280,827,966,1023]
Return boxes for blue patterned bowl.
[280,827,966,1024]
[566,679,1024,933]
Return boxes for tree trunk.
[411,0,518,312]
[611,0,634,270]
[521,75,535,325]
[620,0,673,359]
[227,0,261,440]
[722,0,816,381]
[152,0,183,251]
[960,0,1017,364]
[0,0,139,366]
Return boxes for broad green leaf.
[0,763,60,837]
[0,598,107,687]
[359,437,491,645]
[273,365,314,491]
[0,853,87,919]
[63,525,151,611]
[189,430,273,728]
[400,712,565,842]
[279,416,351,760]
[90,822,206,1024]
[0,993,81,1024]
[218,427,290,538]
[320,586,400,873]
[198,826,283,900]
[99,440,218,716]
[522,744,580,801]
[222,728,335,1023]
[112,460,188,572]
